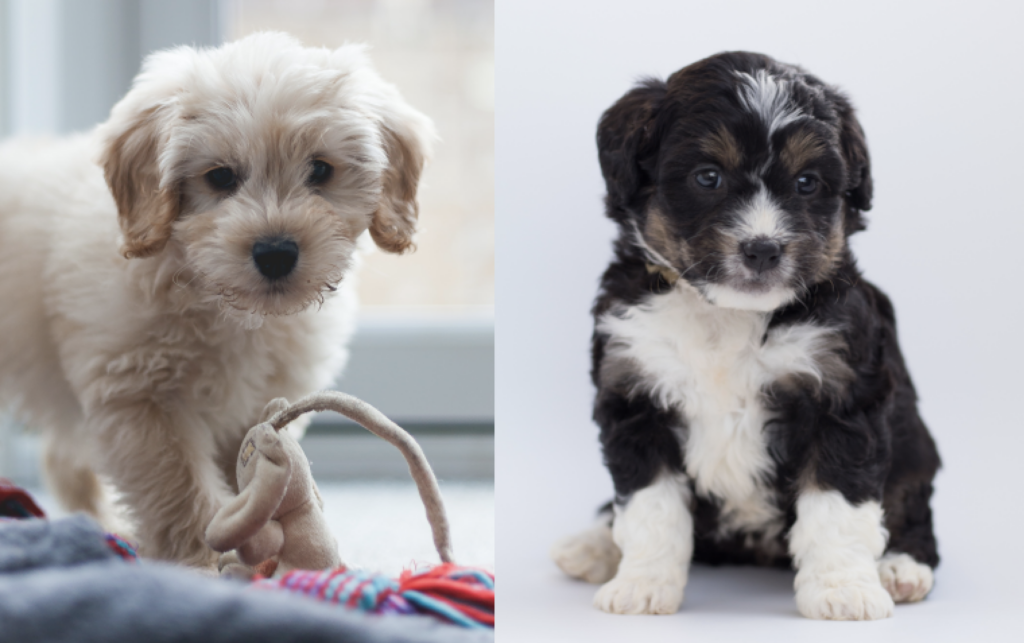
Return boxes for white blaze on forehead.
[735,185,788,239]
[734,70,804,136]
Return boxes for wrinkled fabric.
[0,516,493,643]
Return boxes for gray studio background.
[495,0,1023,640]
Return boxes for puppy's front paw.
[796,579,894,620]
[217,551,254,580]
[551,524,621,584]
[878,553,933,603]
[594,573,685,615]
[218,550,241,571]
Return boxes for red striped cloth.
[252,563,495,628]
[0,477,45,519]
[0,478,138,560]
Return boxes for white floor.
[320,481,494,576]
[501,541,1019,643]
[496,413,1024,643]
[25,480,494,578]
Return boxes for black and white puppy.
[551,52,940,621]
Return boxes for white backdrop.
[495,1,1024,640]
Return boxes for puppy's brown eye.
[308,160,333,186]
[205,167,237,191]
[694,169,722,189]
[796,174,818,195]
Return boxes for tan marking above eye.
[780,129,827,175]
[699,126,742,171]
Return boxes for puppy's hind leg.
[877,552,933,604]
[879,480,939,603]
[43,433,137,538]
[551,507,621,584]
[43,435,109,519]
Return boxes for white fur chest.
[49,246,356,454]
[598,282,840,534]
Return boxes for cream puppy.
[0,32,433,567]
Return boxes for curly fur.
[0,32,434,567]
[553,52,939,620]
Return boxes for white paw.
[594,573,685,615]
[796,579,894,620]
[878,553,934,603]
[551,523,621,584]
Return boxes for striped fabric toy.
[1,478,139,561]
[0,477,45,519]
[104,533,140,561]
[252,563,495,629]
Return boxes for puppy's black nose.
[740,239,782,273]
[252,239,299,280]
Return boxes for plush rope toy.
[205,391,453,578]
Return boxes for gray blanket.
[0,515,493,643]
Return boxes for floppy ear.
[833,94,873,232]
[100,104,179,259]
[369,110,432,254]
[597,78,668,209]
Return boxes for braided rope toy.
[207,391,454,578]
[265,391,453,564]
[243,392,494,627]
